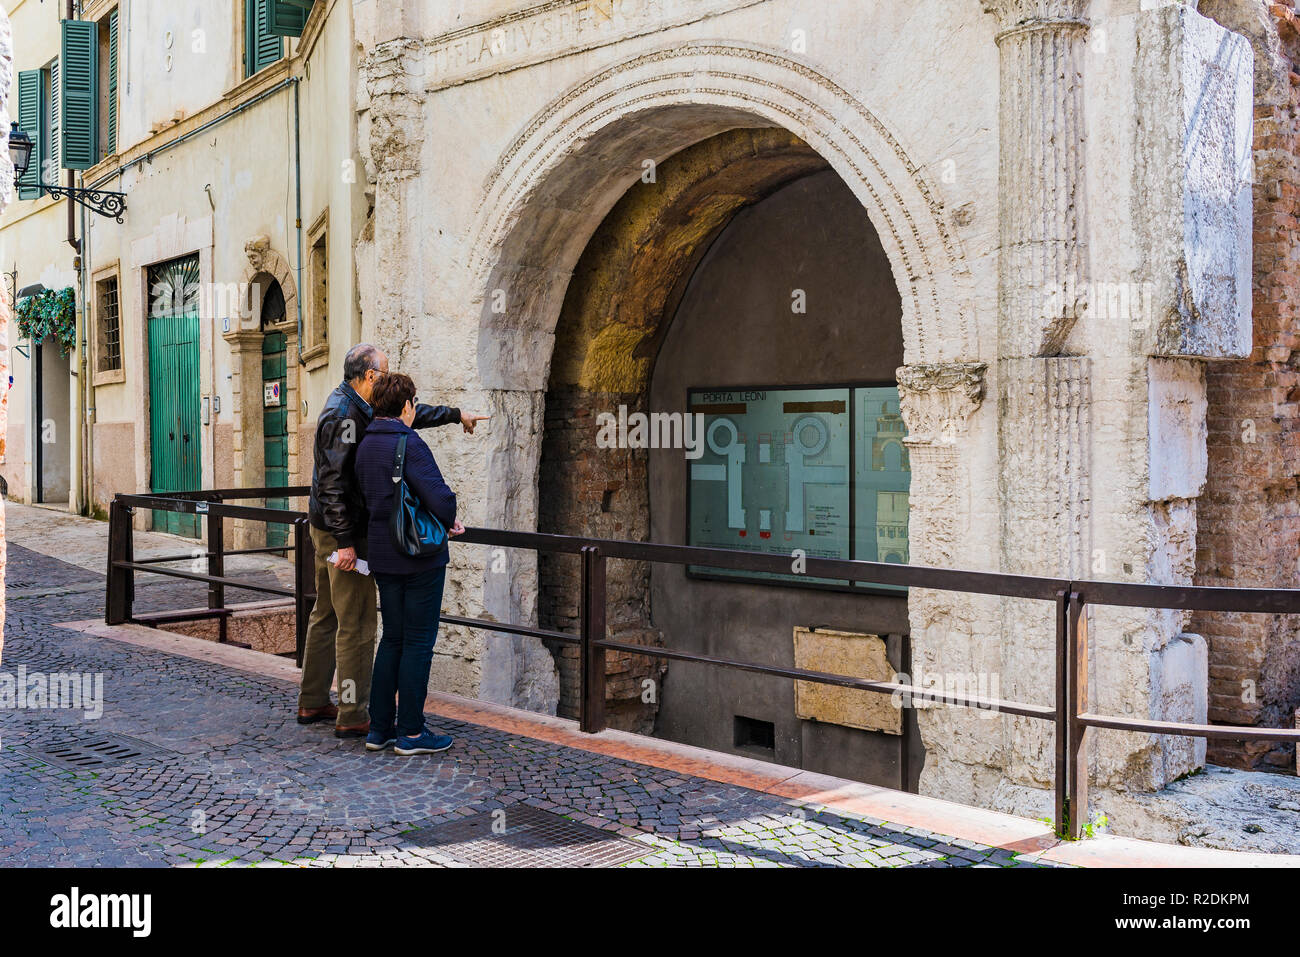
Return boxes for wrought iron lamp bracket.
[37,180,127,223]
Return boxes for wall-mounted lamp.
[9,122,128,222]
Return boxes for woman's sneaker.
[365,726,397,751]
[394,727,454,755]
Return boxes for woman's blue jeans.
[370,566,446,737]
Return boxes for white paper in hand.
[327,550,371,576]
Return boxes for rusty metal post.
[1053,589,1069,837]
[293,518,314,668]
[208,500,227,644]
[579,545,607,734]
[105,497,132,625]
[1067,590,1090,840]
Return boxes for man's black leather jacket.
[308,381,459,550]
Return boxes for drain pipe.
[70,0,88,514]
[79,201,91,515]
[292,76,304,366]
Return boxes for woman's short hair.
[370,372,417,418]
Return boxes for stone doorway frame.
[223,235,301,549]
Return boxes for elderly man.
[297,343,488,737]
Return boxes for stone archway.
[538,127,832,732]
[460,43,985,727]
[223,235,302,548]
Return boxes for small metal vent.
[18,731,178,770]
[402,805,652,868]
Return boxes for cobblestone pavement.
[0,537,1066,868]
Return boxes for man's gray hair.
[343,343,382,382]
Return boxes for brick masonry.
[538,385,665,733]
[1196,0,1300,769]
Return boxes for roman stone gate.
[355,0,1255,829]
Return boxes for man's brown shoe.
[334,722,370,739]
[297,704,339,725]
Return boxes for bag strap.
[392,434,408,483]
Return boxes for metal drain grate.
[402,805,653,868]
[17,731,178,770]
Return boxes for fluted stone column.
[898,362,1000,800]
[986,0,1091,359]
[986,0,1095,798]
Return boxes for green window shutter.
[107,8,118,156]
[60,18,99,170]
[49,59,60,172]
[16,69,46,199]
[246,0,284,77]
[267,0,315,38]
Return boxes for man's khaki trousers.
[297,525,377,728]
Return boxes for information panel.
[852,386,910,591]
[686,384,909,591]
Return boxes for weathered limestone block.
[1158,632,1209,773]
[1139,5,1253,357]
[1086,495,1203,792]
[1090,4,1254,358]
[793,628,901,735]
[1147,358,1207,501]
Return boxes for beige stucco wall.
[0,0,81,507]
[0,0,365,524]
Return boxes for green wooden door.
[262,330,289,548]
[147,256,202,537]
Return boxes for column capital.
[983,0,1090,36]
[897,361,987,446]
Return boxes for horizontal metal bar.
[1077,712,1300,742]
[132,553,208,565]
[112,561,296,598]
[456,527,1067,601]
[456,527,1300,613]
[114,492,1300,614]
[1073,581,1300,615]
[143,487,310,501]
[132,546,292,564]
[595,638,1055,720]
[439,614,579,645]
[118,495,305,525]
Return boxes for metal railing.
[105,488,1300,840]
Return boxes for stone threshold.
[60,617,1300,869]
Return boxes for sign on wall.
[686,384,910,592]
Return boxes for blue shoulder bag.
[390,434,448,557]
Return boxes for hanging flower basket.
[15,286,77,358]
